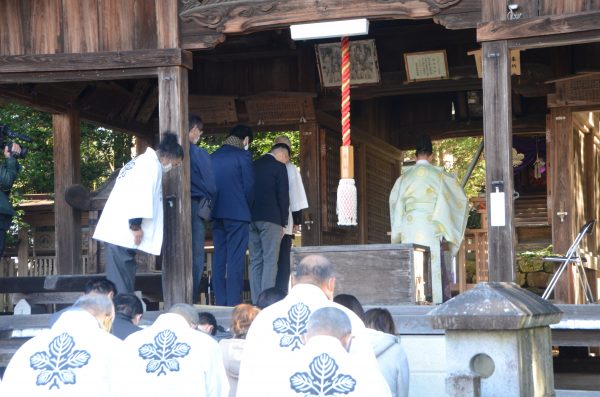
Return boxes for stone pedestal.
[429,282,563,397]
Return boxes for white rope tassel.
[337,178,357,226]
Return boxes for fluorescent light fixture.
[290,18,369,41]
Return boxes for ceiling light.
[290,19,369,41]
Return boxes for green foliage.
[432,136,486,199]
[199,130,300,166]
[0,102,131,193]
[0,102,131,248]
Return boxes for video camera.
[0,124,32,159]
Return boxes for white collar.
[416,159,430,165]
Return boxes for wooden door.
[299,122,321,246]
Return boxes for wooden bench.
[0,272,163,313]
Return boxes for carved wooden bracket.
[179,0,463,49]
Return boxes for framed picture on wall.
[404,50,449,82]
[315,39,381,88]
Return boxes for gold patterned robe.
[389,160,468,303]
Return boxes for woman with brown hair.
[219,304,260,397]
[365,308,410,397]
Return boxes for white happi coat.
[284,162,308,235]
[275,335,392,397]
[93,148,164,255]
[123,313,229,397]
[237,284,390,397]
[2,310,127,397]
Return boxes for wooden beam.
[0,67,159,83]
[482,40,516,283]
[0,273,162,294]
[0,86,157,136]
[478,11,600,42]
[509,30,600,50]
[158,66,192,307]
[180,0,462,49]
[53,109,82,275]
[0,49,192,73]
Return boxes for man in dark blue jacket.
[248,143,289,303]
[188,114,216,303]
[210,125,254,306]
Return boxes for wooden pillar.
[17,226,28,276]
[158,66,191,307]
[482,40,516,282]
[550,107,574,302]
[53,110,82,275]
[299,122,321,246]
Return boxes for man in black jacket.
[248,143,289,304]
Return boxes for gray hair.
[168,303,199,327]
[306,307,351,341]
[292,255,335,285]
[73,294,114,318]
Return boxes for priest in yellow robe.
[389,135,468,304]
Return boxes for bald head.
[306,307,352,342]
[293,255,334,284]
[73,294,115,332]
[168,303,199,328]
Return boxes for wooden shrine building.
[1,0,600,306]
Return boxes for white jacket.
[237,284,390,397]
[123,313,229,397]
[2,310,127,397]
[93,148,163,255]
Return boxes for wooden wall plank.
[62,0,99,53]
[481,0,507,21]
[158,66,191,307]
[53,110,82,275]
[540,0,589,15]
[156,0,179,48]
[0,0,25,55]
[28,0,62,54]
[482,40,516,283]
[98,0,135,51]
[134,0,158,50]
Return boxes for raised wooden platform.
[291,244,431,305]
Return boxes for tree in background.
[199,130,300,166]
[434,136,485,199]
[0,102,132,250]
[0,102,132,193]
[401,136,485,199]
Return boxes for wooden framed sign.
[315,39,380,88]
[404,50,449,82]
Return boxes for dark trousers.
[440,243,452,302]
[105,243,137,294]
[276,234,293,293]
[212,218,249,306]
[191,199,207,303]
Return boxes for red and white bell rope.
[336,36,357,226]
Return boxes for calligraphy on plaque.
[404,50,449,82]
